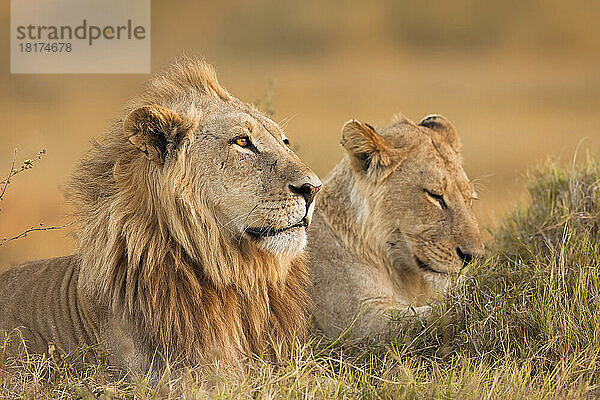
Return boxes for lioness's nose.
[456,247,473,265]
[456,244,484,266]
[290,180,321,208]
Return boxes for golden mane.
[66,58,310,367]
[141,57,233,104]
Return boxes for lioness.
[0,58,321,376]
[308,115,484,338]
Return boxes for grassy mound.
[386,159,600,398]
[2,160,600,399]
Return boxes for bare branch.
[0,222,75,248]
[254,79,276,118]
[0,149,47,213]
[0,149,17,203]
[0,149,46,186]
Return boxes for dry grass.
[2,158,600,398]
[2,1,600,396]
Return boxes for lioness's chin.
[421,272,452,298]
[254,226,307,257]
[412,256,454,296]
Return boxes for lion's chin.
[253,226,307,258]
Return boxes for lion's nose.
[289,181,321,208]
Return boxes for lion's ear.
[124,104,195,164]
[341,120,395,181]
[419,115,461,152]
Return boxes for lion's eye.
[235,137,250,147]
[283,138,290,146]
[425,189,447,209]
[230,135,258,153]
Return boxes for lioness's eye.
[425,189,447,209]
[283,138,290,145]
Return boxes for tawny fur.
[0,58,318,376]
[308,115,484,338]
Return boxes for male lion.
[308,115,484,338]
[0,58,322,376]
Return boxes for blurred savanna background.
[1,0,600,268]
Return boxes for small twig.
[0,149,17,203]
[0,149,47,212]
[0,149,46,186]
[0,222,75,248]
[254,79,276,118]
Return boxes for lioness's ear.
[124,104,196,164]
[341,120,395,181]
[419,115,460,152]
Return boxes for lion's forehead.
[200,105,284,141]
[242,108,283,140]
